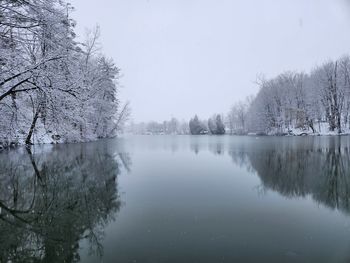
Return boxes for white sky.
[70,0,350,122]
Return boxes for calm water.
[1,135,350,262]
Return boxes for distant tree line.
[227,55,350,135]
[127,115,226,135]
[126,118,189,135]
[189,114,225,135]
[0,0,130,147]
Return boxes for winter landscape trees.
[189,115,207,135]
[0,0,129,147]
[228,55,350,135]
[208,114,225,135]
[227,97,251,134]
[3,0,348,146]
[126,117,189,135]
[128,115,226,136]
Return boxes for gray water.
[1,135,350,262]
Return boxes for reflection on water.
[225,137,350,214]
[1,136,350,262]
[0,141,130,262]
[184,136,350,215]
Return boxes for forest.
[228,55,350,135]
[128,114,225,135]
[0,0,129,148]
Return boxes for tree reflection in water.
[226,137,350,214]
[0,141,130,263]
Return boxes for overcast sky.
[71,0,350,122]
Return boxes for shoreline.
[2,133,350,151]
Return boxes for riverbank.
[263,122,350,137]
[0,130,115,150]
[3,129,350,150]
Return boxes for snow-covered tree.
[227,97,252,134]
[241,55,350,135]
[189,115,207,135]
[0,0,129,147]
[208,114,225,135]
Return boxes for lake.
[1,135,350,262]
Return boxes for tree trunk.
[308,119,315,133]
[337,112,342,134]
[25,109,40,145]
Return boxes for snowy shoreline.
[0,134,115,150]
[247,132,350,137]
[2,131,350,150]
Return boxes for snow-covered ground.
[266,122,350,136]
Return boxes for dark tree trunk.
[25,109,40,145]
[308,119,315,133]
[337,113,342,134]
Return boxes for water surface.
[1,135,350,262]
